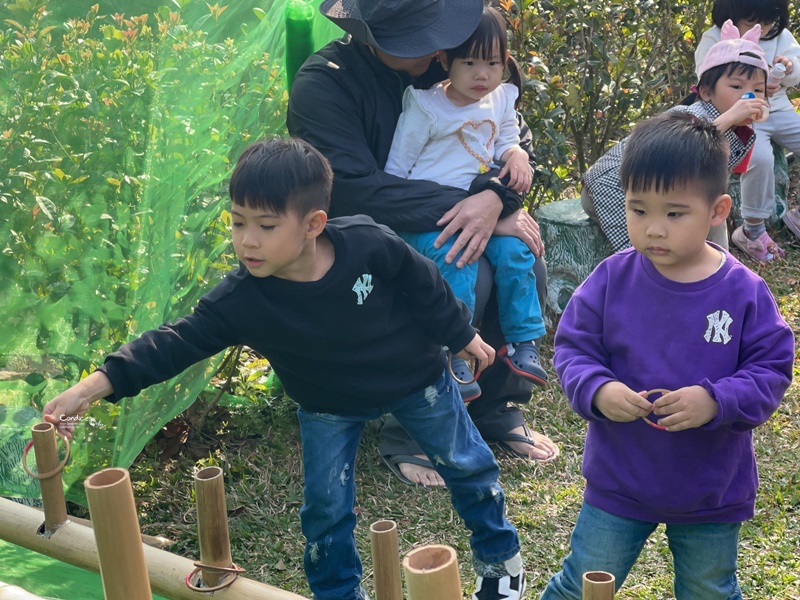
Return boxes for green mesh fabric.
[0,0,341,504]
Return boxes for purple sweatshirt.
[554,247,794,523]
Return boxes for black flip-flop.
[494,424,559,462]
[379,453,441,487]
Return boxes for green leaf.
[35,196,56,220]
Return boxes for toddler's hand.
[725,96,769,126]
[593,381,653,422]
[498,148,532,194]
[458,333,495,373]
[651,385,718,432]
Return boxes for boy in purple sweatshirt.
[540,112,794,600]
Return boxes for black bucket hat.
[320,0,483,58]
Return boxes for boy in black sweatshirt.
[44,138,527,600]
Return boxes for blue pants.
[539,502,742,600]
[298,369,520,600]
[399,231,545,343]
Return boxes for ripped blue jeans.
[297,368,520,600]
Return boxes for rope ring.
[640,388,671,431]
[184,562,245,592]
[447,352,481,386]
[21,434,71,480]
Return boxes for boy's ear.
[304,209,328,239]
[710,194,732,226]
[439,52,450,72]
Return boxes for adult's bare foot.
[398,455,446,487]
[499,425,559,461]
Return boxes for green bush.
[504,0,715,206]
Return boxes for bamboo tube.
[0,496,309,599]
[403,544,461,600]
[194,466,233,588]
[29,422,68,533]
[582,571,615,600]
[84,468,152,600]
[0,581,46,599]
[369,520,402,600]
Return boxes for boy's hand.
[593,381,653,422]
[650,385,718,432]
[42,371,112,439]
[498,147,532,194]
[457,334,495,373]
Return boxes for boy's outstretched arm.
[43,371,113,439]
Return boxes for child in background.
[581,21,769,253]
[540,112,794,600]
[43,138,529,600]
[697,0,800,261]
[385,6,548,402]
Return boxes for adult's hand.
[494,209,545,257]
[434,190,503,267]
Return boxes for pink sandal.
[731,226,784,263]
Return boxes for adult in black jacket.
[287,0,559,486]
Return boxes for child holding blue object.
[582,21,769,253]
[696,0,800,262]
[540,112,794,600]
[43,138,529,600]
[385,7,547,401]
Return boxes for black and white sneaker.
[472,569,526,599]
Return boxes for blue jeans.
[539,502,742,600]
[399,231,545,342]
[298,369,520,600]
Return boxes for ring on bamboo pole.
[184,562,245,592]
[640,389,671,431]
[447,353,481,385]
[582,571,615,600]
[21,426,71,480]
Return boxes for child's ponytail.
[506,54,524,109]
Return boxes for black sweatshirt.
[287,37,530,232]
[99,217,475,413]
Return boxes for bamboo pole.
[84,468,152,600]
[0,582,46,599]
[582,571,615,600]
[194,466,233,589]
[0,496,309,599]
[402,544,461,600]
[369,520,402,600]
[29,422,68,533]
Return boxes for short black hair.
[443,6,523,108]
[229,137,332,216]
[621,111,729,204]
[711,0,789,41]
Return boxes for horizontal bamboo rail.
[0,496,308,600]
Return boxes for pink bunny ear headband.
[695,19,768,79]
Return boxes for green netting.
[0,0,341,505]
[0,539,170,599]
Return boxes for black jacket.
[99,217,475,413]
[287,37,533,232]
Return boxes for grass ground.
[124,236,800,600]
